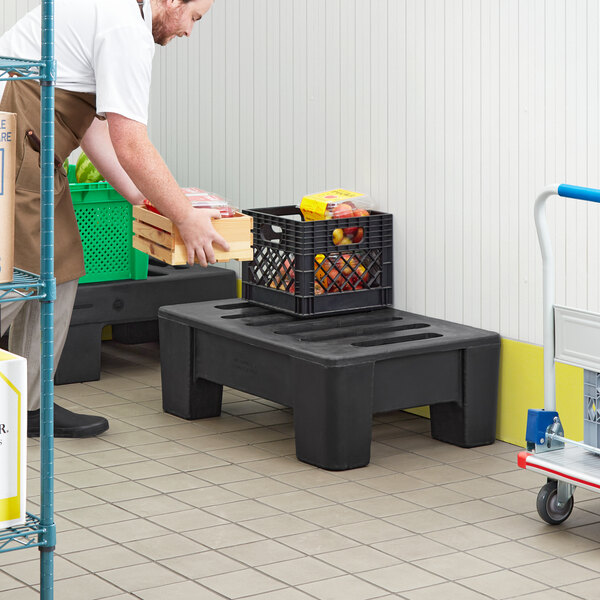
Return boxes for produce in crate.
[75,151,104,183]
[300,189,373,221]
[142,188,237,218]
[314,253,371,294]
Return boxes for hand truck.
[519,184,600,524]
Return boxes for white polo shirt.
[0,0,155,124]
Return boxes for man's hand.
[104,111,229,266]
[175,207,230,267]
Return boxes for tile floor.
[2,340,600,599]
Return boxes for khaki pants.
[0,279,78,411]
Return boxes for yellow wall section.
[407,338,583,448]
[498,338,583,447]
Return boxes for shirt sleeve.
[93,26,155,125]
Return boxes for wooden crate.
[132,205,253,264]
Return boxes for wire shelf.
[0,56,44,80]
[0,513,47,554]
[0,269,45,303]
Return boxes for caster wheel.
[536,480,573,525]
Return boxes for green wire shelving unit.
[0,0,58,597]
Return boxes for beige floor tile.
[100,430,168,448]
[86,481,159,503]
[516,590,592,600]
[140,472,210,493]
[203,498,282,521]
[65,544,148,572]
[81,448,148,468]
[398,486,472,508]
[192,464,262,484]
[489,468,547,490]
[400,582,492,599]
[415,552,500,579]
[453,456,517,476]
[148,507,227,532]
[50,574,123,600]
[384,509,464,533]
[318,545,400,572]
[459,570,548,599]
[466,541,554,568]
[309,482,383,503]
[443,478,520,499]
[243,457,311,477]
[124,413,183,429]
[299,574,389,600]
[560,576,600,600]
[258,556,345,585]
[435,499,515,523]
[201,567,287,598]
[183,523,265,549]
[156,452,228,471]
[178,433,246,452]
[243,589,315,600]
[52,456,96,475]
[115,494,192,518]
[294,505,373,528]
[55,467,128,489]
[372,453,441,473]
[2,556,86,585]
[160,550,244,579]
[332,519,411,544]
[336,464,397,481]
[259,490,335,512]
[0,588,38,600]
[513,557,598,587]
[373,535,455,561]
[145,422,215,441]
[99,562,186,592]
[55,528,114,554]
[207,445,282,463]
[127,441,198,460]
[279,529,360,554]
[91,518,171,543]
[347,494,423,518]
[220,539,304,566]
[124,532,207,560]
[274,469,346,489]
[242,513,321,537]
[406,465,480,485]
[136,581,223,600]
[53,489,105,511]
[477,514,554,539]
[483,489,540,513]
[425,524,509,550]
[358,563,445,593]
[360,473,433,494]
[54,437,119,454]
[108,460,178,480]
[223,477,298,498]
[565,547,600,573]
[61,503,137,527]
[520,530,600,557]
[226,426,291,444]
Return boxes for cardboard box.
[132,205,253,264]
[0,112,16,284]
[0,349,27,529]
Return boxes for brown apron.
[0,79,98,284]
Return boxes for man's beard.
[152,11,178,46]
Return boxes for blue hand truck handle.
[557,184,600,203]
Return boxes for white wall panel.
[3,1,600,344]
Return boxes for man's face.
[153,0,214,46]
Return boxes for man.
[0,0,228,437]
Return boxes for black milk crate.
[242,205,393,317]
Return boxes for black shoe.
[27,404,109,438]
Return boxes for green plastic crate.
[68,166,148,284]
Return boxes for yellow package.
[300,189,371,221]
[0,349,27,528]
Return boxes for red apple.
[353,208,370,217]
[353,228,364,243]
[331,203,354,219]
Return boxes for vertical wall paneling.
[4,1,600,344]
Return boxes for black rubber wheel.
[536,480,574,525]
